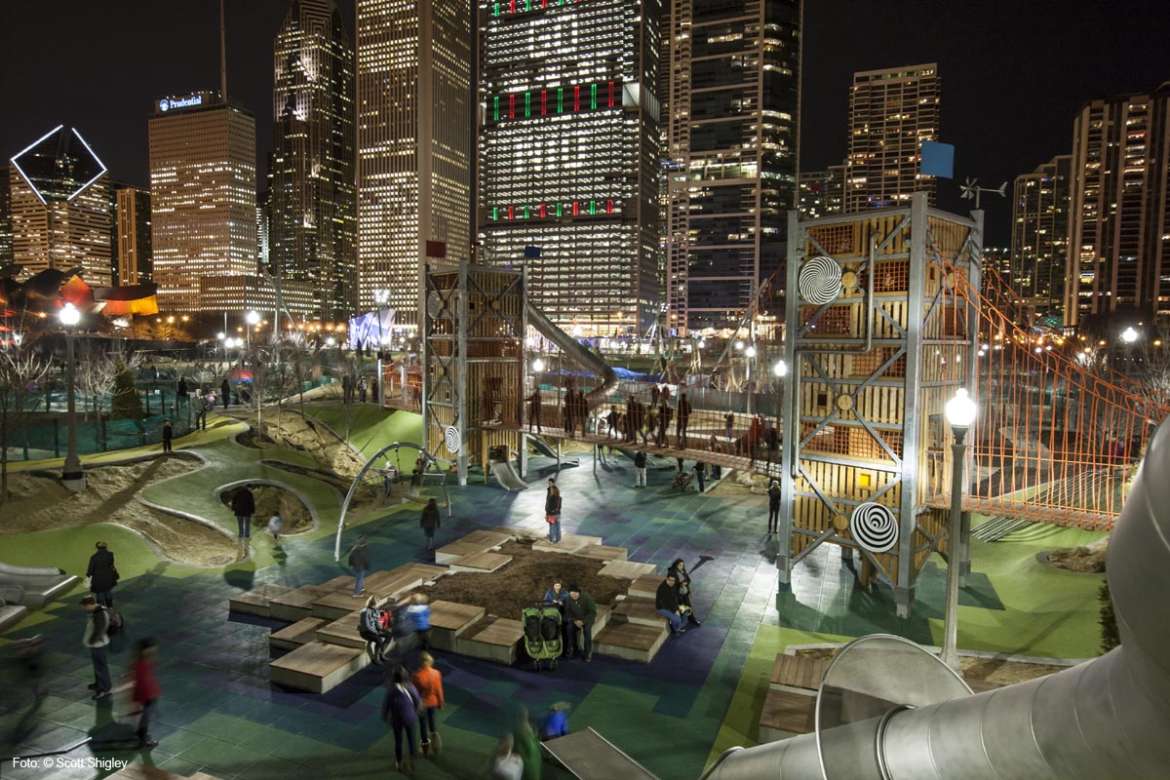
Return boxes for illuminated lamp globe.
[325,336,336,347]
[945,388,977,430]
[217,332,226,341]
[773,360,788,378]
[744,345,757,358]
[58,303,81,327]
[531,357,546,373]
[734,340,744,351]
[246,310,261,326]
[1120,326,1139,344]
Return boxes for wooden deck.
[270,641,369,694]
[269,617,328,651]
[429,600,487,651]
[593,621,669,663]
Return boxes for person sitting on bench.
[656,573,690,635]
[359,596,393,664]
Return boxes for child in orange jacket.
[412,652,445,755]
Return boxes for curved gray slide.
[703,415,1170,779]
[0,562,80,609]
[490,461,528,491]
[528,435,559,459]
[526,303,618,408]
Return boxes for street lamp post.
[245,309,260,351]
[942,387,977,672]
[374,289,389,405]
[59,303,84,491]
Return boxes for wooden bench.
[363,570,424,603]
[598,560,657,580]
[627,574,661,600]
[459,529,515,547]
[758,687,816,742]
[435,540,494,565]
[611,596,665,628]
[449,551,511,573]
[771,653,831,693]
[270,640,369,693]
[313,590,372,620]
[228,584,292,617]
[576,544,628,562]
[593,622,669,663]
[270,617,328,651]
[269,585,333,622]
[532,533,603,554]
[455,615,524,665]
[315,610,365,649]
[428,600,487,651]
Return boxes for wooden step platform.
[593,621,669,663]
[598,559,657,580]
[577,544,628,562]
[435,540,494,565]
[316,610,365,649]
[627,574,662,600]
[450,551,511,573]
[394,562,450,583]
[611,597,666,628]
[455,615,524,665]
[532,533,603,554]
[758,687,815,742]
[270,617,328,651]
[317,574,356,592]
[313,590,372,620]
[228,583,293,617]
[363,569,424,603]
[428,600,487,651]
[459,529,515,547]
[269,585,333,622]
[270,640,369,693]
[770,653,830,693]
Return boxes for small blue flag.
[920,141,955,179]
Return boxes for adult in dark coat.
[382,666,422,773]
[86,542,119,607]
[655,573,687,634]
[564,584,597,661]
[230,486,255,542]
[667,558,701,626]
[527,389,543,433]
[176,377,188,407]
[676,392,692,448]
[161,419,173,454]
[767,479,781,535]
[421,498,441,551]
[220,378,231,409]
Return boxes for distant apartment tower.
[0,174,12,266]
[982,246,1011,286]
[355,0,470,322]
[8,125,111,286]
[148,91,257,313]
[112,186,152,286]
[665,0,801,333]
[1065,83,1170,327]
[479,0,663,335]
[845,63,940,212]
[1010,155,1071,319]
[798,165,846,221]
[269,0,357,321]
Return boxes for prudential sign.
[158,95,203,112]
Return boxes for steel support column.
[777,209,802,590]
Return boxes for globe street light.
[1120,326,1139,345]
[942,387,977,672]
[245,309,261,350]
[58,303,84,491]
[773,359,788,378]
[531,357,546,373]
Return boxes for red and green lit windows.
[490,81,620,124]
[488,200,620,221]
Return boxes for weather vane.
[958,178,1006,209]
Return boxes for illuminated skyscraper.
[1065,84,1170,327]
[845,63,940,212]
[665,0,801,333]
[269,0,357,320]
[1010,155,1071,320]
[8,125,111,286]
[479,0,663,335]
[148,91,257,313]
[113,185,152,286]
[355,0,471,322]
[0,175,12,267]
[798,165,845,221]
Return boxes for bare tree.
[0,346,51,503]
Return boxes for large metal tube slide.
[705,417,1170,779]
[525,303,618,408]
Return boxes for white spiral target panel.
[798,255,843,305]
[444,426,462,454]
[849,502,898,553]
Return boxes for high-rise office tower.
[269,0,357,321]
[355,0,471,323]
[798,165,846,221]
[1065,83,1170,327]
[665,0,801,333]
[113,185,152,286]
[148,91,257,312]
[0,174,12,267]
[845,63,940,212]
[1010,155,1071,320]
[8,125,111,286]
[479,0,663,335]
[257,192,269,268]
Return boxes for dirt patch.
[1043,540,1107,573]
[421,540,628,618]
[0,456,238,566]
[219,483,312,534]
[253,410,367,479]
[794,647,1069,694]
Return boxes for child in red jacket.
[130,637,161,748]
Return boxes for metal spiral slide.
[525,303,618,408]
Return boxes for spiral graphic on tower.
[849,502,898,553]
[798,255,843,305]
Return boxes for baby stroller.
[671,470,693,491]
[522,604,563,671]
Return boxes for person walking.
[768,479,781,535]
[544,483,562,544]
[348,535,371,596]
[267,514,284,546]
[230,485,255,546]
[607,405,620,439]
[526,388,542,433]
[161,418,173,454]
[694,461,707,493]
[513,707,542,780]
[655,573,688,635]
[667,558,701,626]
[421,498,441,551]
[86,541,119,607]
[561,385,574,437]
[490,734,524,780]
[407,593,432,649]
[564,584,596,662]
[412,651,445,756]
[220,378,231,409]
[381,666,422,774]
[129,637,161,748]
[176,377,188,410]
[634,450,648,488]
[359,377,368,403]
[81,595,112,699]
[676,392,692,448]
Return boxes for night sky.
[2,0,1168,246]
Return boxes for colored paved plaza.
[0,409,1105,779]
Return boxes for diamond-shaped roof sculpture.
[10,125,107,205]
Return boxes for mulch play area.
[425,539,627,616]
